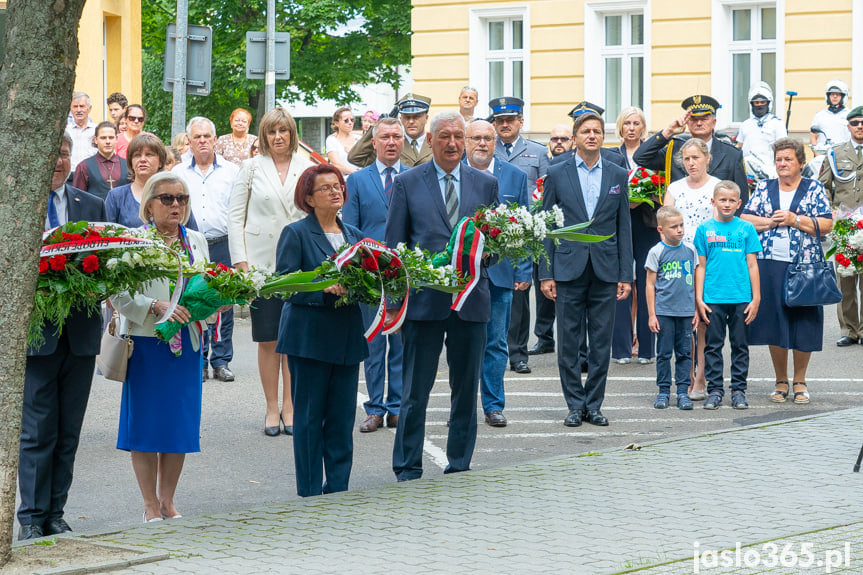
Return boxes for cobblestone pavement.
[66,408,863,575]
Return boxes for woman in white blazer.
[228,107,313,437]
[111,172,210,523]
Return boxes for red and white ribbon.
[334,238,408,342]
[450,218,484,312]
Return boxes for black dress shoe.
[281,416,293,436]
[213,366,235,381]
[510,360,531,374]
[837,336,857,347]
[528,342,555,355]
[264,417,281,437]
[583,409,609,426]
[44,518,72,535]
[18,524,43,540]
[563,410,582,427]
[485,410,507,427]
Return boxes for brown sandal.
[770,381,789,403]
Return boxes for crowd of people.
[17,79,863,540]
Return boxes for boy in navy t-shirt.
[694,181,762,410]
[645,206,699,410]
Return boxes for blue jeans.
[704,302,749,396]
[202,238,233,368]
[360,304,403,417]
[481,284,513,413]
[655,315,693,395]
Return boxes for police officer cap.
[848,106,863,121]
[568,101,604,118]
[397,93,431,115]
[681,95,720,117]
[489,97,524,118]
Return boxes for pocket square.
[609,184,621,195]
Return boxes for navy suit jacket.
[275,214,369,365]
[385,160,499,323]
[30,184,107,357]
[342,162,407,241]
[538,156,633,284]
[464,159,532,288]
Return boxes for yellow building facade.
[0,0,141,122]
[412,0,862,139]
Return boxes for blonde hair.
[656,206,682,227]
[680,137,710,159]
[139,172,192,226]
[257,107,299,156]
[615,107,646,139]
[714,180,741,199]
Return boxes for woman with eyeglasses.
[326,106,360,176]
[274,163,368,497]
[228,107,312,437]
[105,134,198,230]
[110,171,212,522]
[115,105,151,159]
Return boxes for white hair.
[186,116,216,137]
[429,111,466,136]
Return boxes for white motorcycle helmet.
[825,79,849,106]
[748,81,774,110]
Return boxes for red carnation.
[509,216,517,223]
[48,255,66,271]
[70,233,84,241]
[651,174,660,185]
[474,211,484,221]
[857,255,863,263]
[659,176,666,184]
[61,232,72,240]
[388,258,402,270]
[38,258,48,274]
[838,254,851,266]
[82,254,99,273]
[489,227,502,238]
[217,263,230,272]
[630,178,639,185]
[481,223,490,233]
[383,268,399,279]
[361,256,379,271]
[856,220,863,229]
[640,168,648,177]
[87,229,102,239]
[207,269,218,276]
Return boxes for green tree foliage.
[142,0,411,140]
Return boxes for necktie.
[47,190,60,228]
[857,146,862,162]
[444,174,459,227]
[384,167,394,199]
[411,139,418,155]
[504,142,513,157]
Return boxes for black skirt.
[748,259,823,352]
[249,296,286,342]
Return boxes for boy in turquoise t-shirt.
[694,181,762,410]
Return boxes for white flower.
[552,205,565,227]
[848,231,863,251]
[132,252,144,265]
[106,258,119,270]
[837,263,857,277]
[121,251,133,265]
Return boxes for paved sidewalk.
[67,408,863,574]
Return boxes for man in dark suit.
[489,96,548,375]
[386,111,499,480]
[343,117,407,433]
[539,113,632,428]
[464,119,531,427]
[634,95,750,205]
[349,94,433,168]
[18,134,107,540]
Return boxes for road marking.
[362,377,863,384]
[428,431,666,440]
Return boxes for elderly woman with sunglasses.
[110,172,211,522]
[275,163,368,497]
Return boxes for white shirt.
[736,114,788,157]
[65,120,97,172]
[811,108,851,146]
[467,157,495,175]
[770,189,795,262]
[172,154,239,239]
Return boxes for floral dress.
[665,176,720,244]
[215,134,257,166]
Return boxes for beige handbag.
[96,312,134,382]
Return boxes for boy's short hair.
[714,180,740,199]
[656,206,682,226]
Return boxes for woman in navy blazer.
[275,164,368,497]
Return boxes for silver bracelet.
[149,299,158,315]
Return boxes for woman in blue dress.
[111,171,210,522]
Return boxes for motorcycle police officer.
[810,80,851,151]
[736,81,787,158]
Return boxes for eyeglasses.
[313,183,343,194]
[343,118,354,123]
[127,115,144,122]
[549,137,571,143]
[155,194,190,206]
[849,120,863,127]
[467,136,494,143]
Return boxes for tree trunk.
[0,0,86,565]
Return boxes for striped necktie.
[47,190,60,228]
[857,146,862,162]
[411,139,418,155]
[444,174,459,227]
[384,167,394,199]
[504,142,513,157]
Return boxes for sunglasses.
[549,137,571,143]
[155,194,190,206]
[849,120,863,127]
[127,115,145,122]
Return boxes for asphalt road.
[21,302,863,536]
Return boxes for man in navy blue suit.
[18,134,106,540]
[386,111,499,480]
[539,112,633,428]
[464,119,531,428]
[343,117,406,433]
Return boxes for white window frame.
[469,6,530,127]
[584,1,651,134]
[711,0,784,129]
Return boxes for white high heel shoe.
[143,512,163,524]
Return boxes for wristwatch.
[795,215,801,228]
